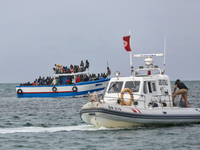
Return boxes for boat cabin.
[103,54,173,108]
[54,71,90,85]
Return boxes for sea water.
[0,82,200,150]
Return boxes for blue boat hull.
[16,79,109,98]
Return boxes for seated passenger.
[50,77,56,85]
[84,74,89,81]
[27,82,32,85]
[46,77,50,85]
[99,76,104,80]
[42,77,46,85]
[102,73,107,79]
[65,66,71,73]
[59,77,62,85]
[39,77,43,85]
[91,74,96,81]
[55,77,59,85]
[94,74,99,80]
[33,81,37,86]
[76,76,81,83]
[38,76,41,83]
[80,75,84,82]
[69,76,72,84]
[88,74,92,81]
[74,65,79,73]
[70,65,74,73]
[66,77,70,84]
[62,67,65,73]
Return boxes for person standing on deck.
[106,67,111,77]
[172,79,189,108]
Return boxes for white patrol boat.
[16,71,109,98]
[80,54,200,128]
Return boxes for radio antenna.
[163,36,166,73]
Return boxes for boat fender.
[72,86,77,92]
[52,86,57,92]
[120,88,134,106]
[162,102,167,107]
[134,101,138,106]
[17,89,23,94]
[117,99,121,104]
[153,103,158,107]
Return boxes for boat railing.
[101,93,147,107]
[101,93,177,108]
[134,68,163,76]
[131,94,174,108]
[53,70,89,76]
[150,95,173,108]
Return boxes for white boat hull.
[80,102,200,128]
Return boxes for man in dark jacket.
[172,79,189,108]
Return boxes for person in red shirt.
[76,76,81,83]
[66,78,70,84]
[33,81,37,86]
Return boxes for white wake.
[0,124,112,134]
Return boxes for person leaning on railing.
[172,79,189,108]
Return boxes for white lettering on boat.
[158,80,168,86]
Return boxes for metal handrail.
[150,94,173,107]
[101,93,176,109]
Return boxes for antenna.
[134,54,163,68]
[163,36,166,72]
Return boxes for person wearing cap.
[172,79,189,108]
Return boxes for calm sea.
[0,81,200,150]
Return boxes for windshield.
[124,81,140,92]
[107,81,123,93]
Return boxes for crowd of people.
[20,72,110,86]
[20,60,111,86]
[53,60,90,74]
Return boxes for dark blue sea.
[0,81,200,150]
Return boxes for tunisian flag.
[123,36,131,51]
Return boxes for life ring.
[72,86,77,92]
[120,88,134,106]
[52,86,57,92]
[17,89,23,94]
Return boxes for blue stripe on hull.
[17,87,105,98]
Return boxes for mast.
[163,36,166,73]
[129,30,133,74]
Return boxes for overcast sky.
[0,0,200,83]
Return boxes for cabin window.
[143,81,147,94]
[152,83,156,92]
[125,81,140,92]
[148,82,152,93]
[146,81,157,94]
[107,81,123,93]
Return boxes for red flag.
[123,36,131,51]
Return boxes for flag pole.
[129,30,133,74]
